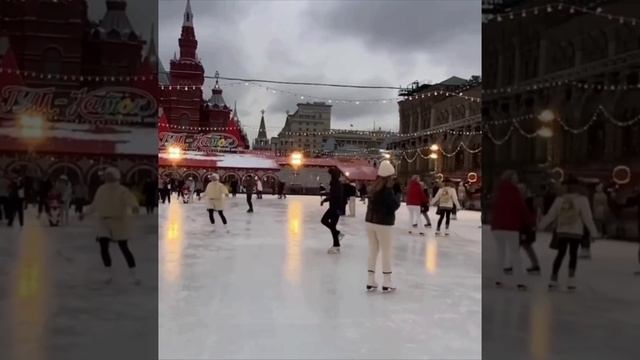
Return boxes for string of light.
[0,67,156,82]
[160,79,481,104]
[483,80,640,95]
[483,2,640,26]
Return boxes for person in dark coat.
[278,181,287,199]
[230,179,238,198]
[365,160,400,292]
[38,176,53,218]
[143,178,157,214]
[243,176,255,213]
[7,176,25,227]
[359,182,368,203]
[321,167,345,254]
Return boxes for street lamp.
[168,145,182,160]
[429,144,439,152]
[538,109,556,123]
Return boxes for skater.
[431,178,462,236]
[623,186,640,275]
[256,177,263,199]
[143,178,157,214]
[73,181,89,215]
[359,182,368,203]
[80,167,140,285]
[278,181,287,199]
[592,183,609,238]
[204,174,229,232]
[365,160,400,292]
[420,181,432,228]
[405,175,428,235]
[243,175,255,213]
[345,181,357,217]
[490,170,534,290]
[538,176,599,291]
[0,170,9,224]
[518,183,540,274]
[321,167,345,254]
[56,175,73,225]
[195,178,203,201]
[7,175,25,227]
[185,177,195,203]
[231,179,238,198]
[37,176,52,218]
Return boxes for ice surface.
[482,227,640,360]
[0,208,158,360]
[159,195,481,359]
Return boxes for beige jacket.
[432,186,462,210]
[85,183,139,241]
[205,181,229,210]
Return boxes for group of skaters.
[490,170,640,292]
[318,161,470,293]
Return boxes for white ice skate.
[382,274,396,293]
[548,280,559,291]
[444,229,450,236]
[327,246,341,254]
[435,229,442,236]
[366,272,378,292]
[567,277,576,291]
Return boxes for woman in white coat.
[81,167,140,284]
[204,174,229,231]
[431,178,462,236]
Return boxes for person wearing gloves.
[204,173,230,232]
[405,175,429,234]
[431,178,462,236]
[321,167,345,254]
[365,160,401,292]
[80,167,140,285]
[538,175,600,291]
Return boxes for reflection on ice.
[159,195,481,359]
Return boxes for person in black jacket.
[365,160,400,292]
[321,167,345,254]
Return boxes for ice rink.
[159,194,481,359]
[0,208,158,360]
[482,227,640,360]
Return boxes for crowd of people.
[489,170,640,291]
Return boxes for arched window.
[42,47,62,76]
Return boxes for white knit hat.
[104,167,121,181]
[377,160,395,177]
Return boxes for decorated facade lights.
[483,80,640,95]
[484,3,640,26]
[0,67,157,82]
[168,146,183,160]
[18,112,47,140]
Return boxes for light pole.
[537,109,555,167]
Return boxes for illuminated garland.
[484,106,640,145]
[159,81,481,106]
[0,67,156,82]
[484,80,640,95]
[483,3,640,26]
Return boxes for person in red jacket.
[490,170,534,290]
[405,175,429,234]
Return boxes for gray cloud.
[159,0,480,142]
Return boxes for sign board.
[0,86,157,123]
[159,131,239,150]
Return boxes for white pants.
[492,230,524,284]
[407,205,421,227]
[366,222,393,274]
[348,197,356,217]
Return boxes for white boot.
[567,277,576,291]
[382,273,396,292]
[366,271,378,291]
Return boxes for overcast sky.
[158,0,481,142]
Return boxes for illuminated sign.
[159,132,239,150]
[0,86,157,122]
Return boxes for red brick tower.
[167,0,204,129]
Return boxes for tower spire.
[183,0,193,27]
[258,109,267,139]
